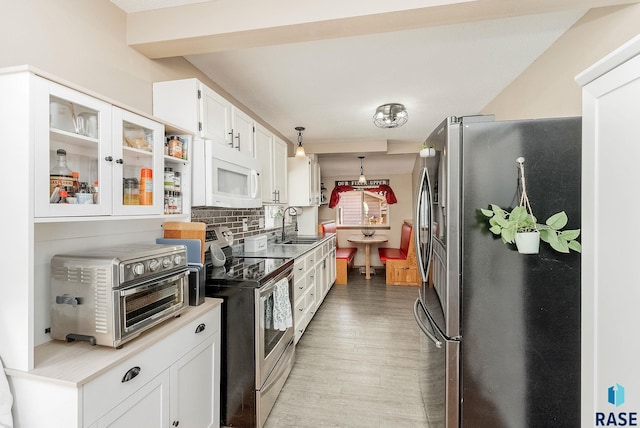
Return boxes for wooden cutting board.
[163,221,207,263]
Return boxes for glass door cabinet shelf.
[34,80,166,219]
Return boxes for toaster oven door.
[117,270,189,344]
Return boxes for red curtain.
[328,184,397,208]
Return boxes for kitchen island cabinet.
[7,299,222,428]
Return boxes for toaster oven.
[50,244,189,348]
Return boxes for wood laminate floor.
[265,269,428,428]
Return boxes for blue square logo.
[609,384,625,407]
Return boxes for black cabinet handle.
[115,158,124,164]
[172,421,180,426]
[121,366,141,383]
[195,323,206,334]
[105,156,113,162]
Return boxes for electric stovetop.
[205,256,293,287]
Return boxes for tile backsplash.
[190,206,295,245]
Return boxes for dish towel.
[271,278,293,331]
[0,358,13,428]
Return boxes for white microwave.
[192,140,262,208]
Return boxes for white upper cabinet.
[273,136,288,203]
[35,79,166,219]
[255,123,288,204]
[199,83,232,146]
[287,155,320,206]
[154,78,255,156]
[230,107,255,156]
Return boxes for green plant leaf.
[539,229,555,243]
[502,225,516,244]
[489,225,502,235]
[481,208,494,218]
[493,215,509,228]
[510,206,528,222]
[559,229,581,240]
[549,237,570,253]
[490,204,507,218]
[546,211,568,230]
[568,240,582,253]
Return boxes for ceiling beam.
[126,0,638,58]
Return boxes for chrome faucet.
[281,207,299,242]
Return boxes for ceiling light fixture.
[372,103,408,128]
[295,126,306,157]
[358,156,367,184]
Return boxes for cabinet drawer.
[293,257,306,282]
[293,276,307,300]
[83,306,219,425]
[294,297,306,324]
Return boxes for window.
[335,188,389,227]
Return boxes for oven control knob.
[173,254,183,266]
[148,259,161,272]
[162,257,172,268]
[133,263,145,276]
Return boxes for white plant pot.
[515,231,540,254]
[420,147,436,158]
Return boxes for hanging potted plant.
[480,157,581,254]
[419,144,436,158]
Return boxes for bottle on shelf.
[123,178,140,205]
[139,168,153,205]
[50,149,73,201]
[58,189,69,204]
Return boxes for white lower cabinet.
[89,369,170,428]
[172,336,219,428]
[8,302,221,428]
[291,239,336,344]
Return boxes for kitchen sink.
[278,237,320,245]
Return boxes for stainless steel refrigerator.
[412,115,581,427]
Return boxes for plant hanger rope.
[516,157,538,232]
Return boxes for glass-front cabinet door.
[35,79,112,218]
[34,79,164,219]
[112,108,163,216]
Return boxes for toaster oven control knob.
[162,257,172,268]
[173,255,183,266]
[148,259,161,272]
[133,263,145,276]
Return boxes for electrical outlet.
[259,218,265,228]
[242,218,248,232]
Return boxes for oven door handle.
[120,270,189,297]
[258,269,294,297]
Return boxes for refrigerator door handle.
[413,298,442,348]
[415,167,433,283]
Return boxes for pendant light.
[295,126,306,157]
[358,156,367,184]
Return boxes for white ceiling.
[109,1,610,176]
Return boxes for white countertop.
[5,298,223,387]
[236,233,334,259]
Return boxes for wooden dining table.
[347,234,388,280]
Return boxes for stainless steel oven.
[206,255,295,428]
[50,244,189,348]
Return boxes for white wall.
[482,4,640,120]
[0,0,288,144]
